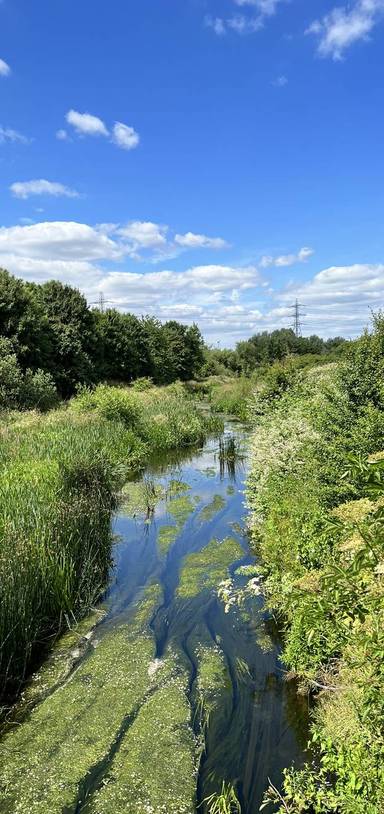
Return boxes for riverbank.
[0,383,221,704]
[247,317,384,812]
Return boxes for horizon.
[1,0,384,346]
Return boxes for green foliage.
[0,270,206,400]
[209,377,253,418]
[249,315,384,811]
[0,337,58,411]
[203,781,241,814]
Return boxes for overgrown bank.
[247,316,384,812]
[0,383,221,704]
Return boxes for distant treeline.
[203,328,347,376]
[0,269,205,406]
[0,268,347,409]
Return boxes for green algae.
[120,480,164,517]
[167,479,191,496]
[177,537,244,599]
[90,652,198,814]
[0,585,162,814]
[15,608,106,712]
[198,494,226,523]
[155,494,196,557]
[226,485,235,496]
[195,643,229,721]
[158,523,179,554]
[168,494,195,526]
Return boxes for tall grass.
[0,384,221,703]
[209,378,253,420]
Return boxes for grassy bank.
[247,318,384,812]
[0,383,221,703]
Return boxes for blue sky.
[1,0,384,345]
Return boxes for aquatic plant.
[203,781,241,814]
[217,436,246,479]
[177,538,244,599]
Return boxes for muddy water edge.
[0,418,309,814]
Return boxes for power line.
[289,299,306,337]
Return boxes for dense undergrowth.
[0,382,220,704]
[248,315,384,812]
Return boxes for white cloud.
[174,232,230,249]
[0,58,11,77]
[10,180,80,200]
[260,246,314,268]
[207,0,284,35]
[0,222,122,260]
[56,129,69,141]
[66,109,109,137]
[119,221,168,249]
[234,0,283,13]
[0,127,30,144]
[307,0,384,59]
[112,122,140,151]
[205,16,227,35]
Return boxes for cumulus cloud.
[0,219,380,342]
[206,0,284,35]
[260,246,314,268]
[10,180,80,200]
[174,232,230,249]
[0,222,122,260]
[64,110,140,151]
[0,58,11,77]
[66,109,109,137]
[0,127,30,145]
[307,0,384,59]
[112,122,140,150]
[119,221,168,249]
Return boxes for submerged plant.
[203,781,241,814]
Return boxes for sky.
[1,0,384,346]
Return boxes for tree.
[37,281,96,396]
[94,309,150,382]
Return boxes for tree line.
[0,268,347,410]
[203,327,346,376]
[0,269,205,407]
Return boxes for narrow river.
[0,419,308,814]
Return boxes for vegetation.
[247,314,384,812]
[0,384,220,703]
[202,329,347,379]
[0,269,205,399]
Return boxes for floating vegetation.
[203,781,242,814]
[177,538,244,599]
[120,478,164,518]
[168,494,196,526]
[167,479,191,496]
[199,494,226,524]
[156,493,196,557]
[194,644,229,733]
[90,654,198,814]
[0,585,162,813]
[158,523,179,554]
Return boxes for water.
[0,419,308,814]
[103,418,308,812]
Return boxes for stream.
[0,419,308,814]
